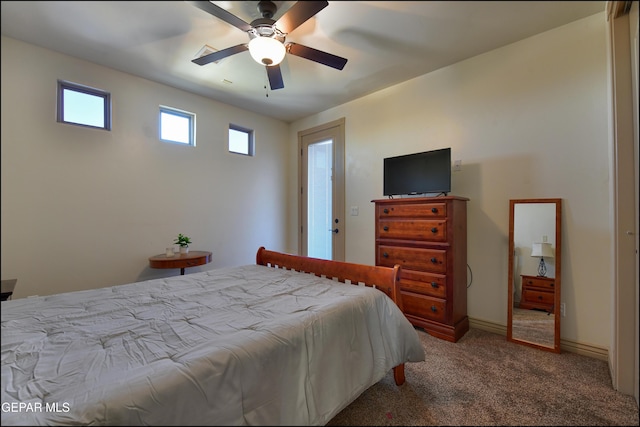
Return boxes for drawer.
[378,202,447,219]
[378,245,447,274]
[399,269,447,299]
[378,219,447,242]
[522,276,556,291]
[522,289,555,306]
[401,291,447,323]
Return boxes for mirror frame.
[507,198,562,353]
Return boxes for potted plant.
[174,233,192,254]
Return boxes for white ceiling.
[1,1,605,122]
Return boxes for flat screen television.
[383,147,451,197]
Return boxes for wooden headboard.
[256,246,403,311]
[256,246,407,386]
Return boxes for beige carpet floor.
[327,328,639,426]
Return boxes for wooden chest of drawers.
[372,196,469,342]
[519,275,555,313]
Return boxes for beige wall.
[1,36,290,299]
[289,13,611,349]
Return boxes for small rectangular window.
[57,80,111,130]
[229,124,254,156]
[160,106,195,146]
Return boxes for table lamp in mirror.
[531,241,554,277]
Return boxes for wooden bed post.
[393,364,405,385]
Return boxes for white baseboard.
[468,317,609,361]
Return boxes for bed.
[1,247,425,426]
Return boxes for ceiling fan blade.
[186,1,252,32]
[266,64,284,90]
[192,44,248,66]
[276,0,328,34]
[287,43,347,70]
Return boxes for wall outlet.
[560,302,566,317]
[453,159,462,172]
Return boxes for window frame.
[159,106,196,146]
[228,124,255,156]
[57,80,111,130]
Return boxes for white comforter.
[1,264,425,426]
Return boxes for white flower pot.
[179,246,189,254]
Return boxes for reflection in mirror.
[507,199,562,353]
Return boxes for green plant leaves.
[174,233,192,247]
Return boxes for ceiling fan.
[187,0,348,90]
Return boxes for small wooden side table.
[519,274,555,313]
[1,279,18,301]
[149,251,212,275]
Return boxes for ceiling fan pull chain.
[263,72,269,97]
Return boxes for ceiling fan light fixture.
[248,36,286,66]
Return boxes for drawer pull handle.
[430,282,439,288]
[383,226,389,231]
[538,296,543,300]
[383,252,389,258]
[430,305,438,312]
[383,208,389,214]
[430,257,437,264]
[550,283,554,287]
[431,227,438,233]
[431,207,438,213]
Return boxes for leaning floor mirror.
[507,198,562,353]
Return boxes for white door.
[299,119,345,260]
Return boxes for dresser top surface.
[372,195,469,203]
[521,274,555,281]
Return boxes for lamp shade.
[531,242,554,258]
[248,36,286,66]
